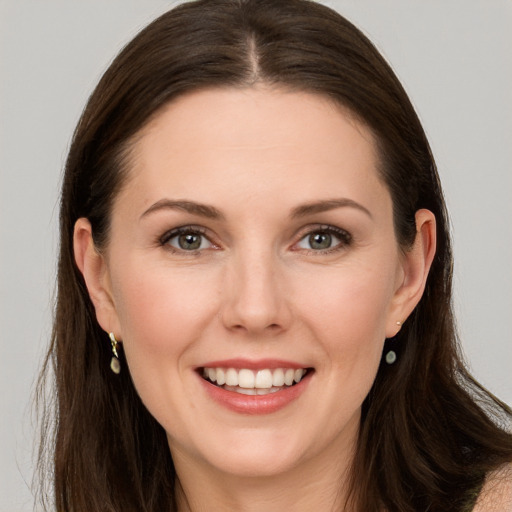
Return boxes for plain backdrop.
[1,1,511,510]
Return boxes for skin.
[473,465,512,512]
[74,87,436,511]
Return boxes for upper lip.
[197,358,311,370]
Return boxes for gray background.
[1,1,510,510]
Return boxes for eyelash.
[159,224,352,255]
[159,226,213,254]
[294,225,352,254]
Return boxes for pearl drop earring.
[109,332,121,374]
[385,350,397,365]
[385,320,403,365]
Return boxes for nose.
[220,249,292,336]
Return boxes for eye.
[161,227,213,252]
[295,226,351,252]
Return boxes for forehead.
[118,86,390,219]
[135,86,375,162]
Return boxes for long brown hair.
[37,1,512,510]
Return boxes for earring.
[385,350,397,365]
[109,332,121,374]
[385,321,402,364]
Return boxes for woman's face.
[86,87,424,478]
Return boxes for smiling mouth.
[201,367,312,396]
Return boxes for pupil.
[179,233,201,250]
[310,232,331,250]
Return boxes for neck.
[172,418,359,512]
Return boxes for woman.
[38,0,512,510]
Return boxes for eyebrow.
[291,198,372,219]
[140,197,372,221]
[140,199,225,220]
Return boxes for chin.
[185,428,311,479]
[208,450,303,479]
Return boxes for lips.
[197,359,313,414]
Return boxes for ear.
[73,218,121,337]
[385,209,436,337]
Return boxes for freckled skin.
[76,87,435,511]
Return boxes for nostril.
[227,323,282,333]
[231,324,248,332]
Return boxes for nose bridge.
[222,241,290,334]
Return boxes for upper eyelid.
[292,224,352,251]
[159,226,217,254]
[295,224,351,240]
[159,225,210,243]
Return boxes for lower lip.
[199,372,312,415]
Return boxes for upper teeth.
[202,367,307,389]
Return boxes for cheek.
[294,259,396,363]
[110,261,220,378]
[108,261,226,437]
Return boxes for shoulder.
[472,464,512,512]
